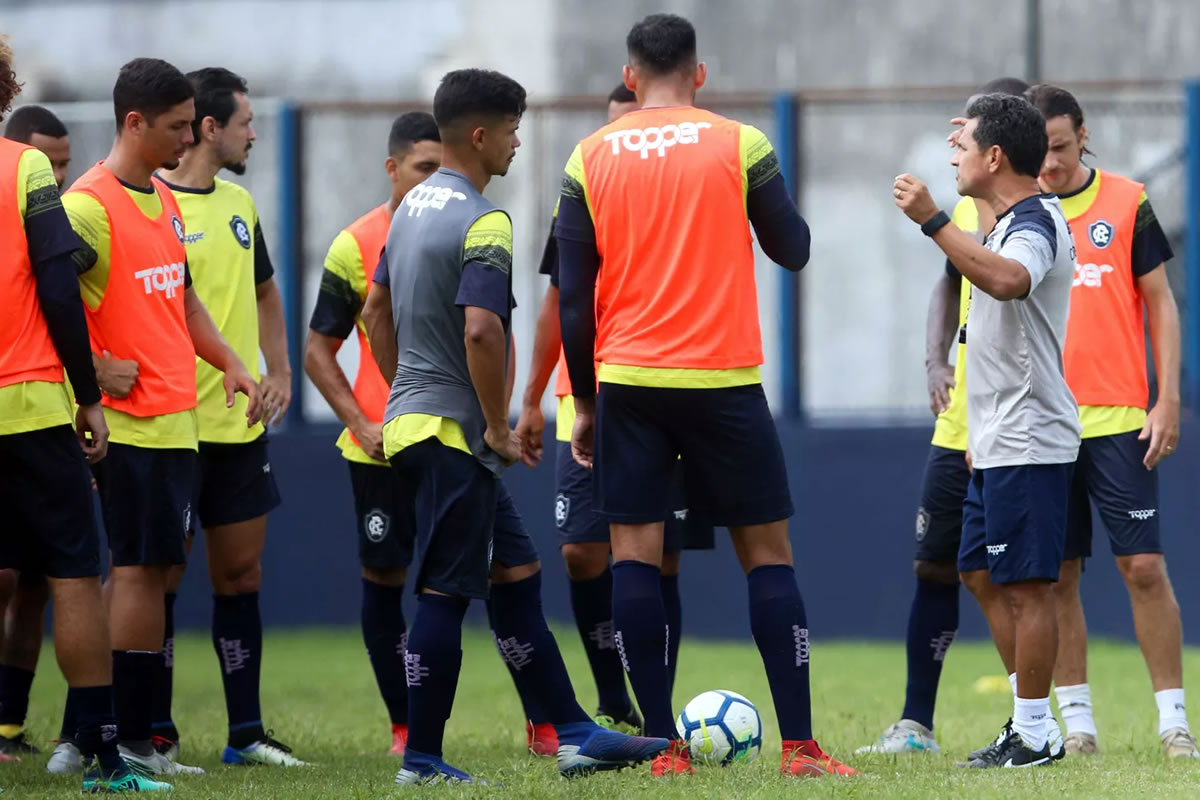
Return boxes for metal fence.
[32,79,1199,429]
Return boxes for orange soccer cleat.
[650,739,694,777]
[526,721,559,757]
[781,739,859,777]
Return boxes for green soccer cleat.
[82,763,174,793]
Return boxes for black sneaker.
[969,727,1053,768]
[958,718,1012,767]
[0,730,39,756]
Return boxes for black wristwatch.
[921,210,951,237]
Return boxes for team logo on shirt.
[171,214,185,243]
[404,184,467,217]
[364,509,390,542]
[230,215,252,249]
[134,262,186,298]
[914,507,930,542]
[554,493,570,528]
[1088,219,1114,249]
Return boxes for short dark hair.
[0,37,20,124]
[1025,84,1087,132]
[626,14,697,77]
[4,105,67,143]
[608,83,636,105]
[388,111,440,157]
[433,69,526,140]
[187,67,247,144]
[113,58,194,130]
[965,93,1047,179]
[979,77,1030,96]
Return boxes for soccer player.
[0,103,72,758]
[556,14,854,778]
[55,57,261,777]
[515,81,714,749]
[0,39,170,793]
[4,104,70,189]
[152,66,303,768]
[858,78,1059,761]
[1026,84,1196,759]
[361,67,669,784]
[305,111,442,756]
[895,93,1080,767]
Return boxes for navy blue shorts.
[1065,431,1161,558]
[192,434,281,531]
[958,463,1073,583]
[0,426,102,579]
[348,461,415,571]
[914,445,971,563]
[594,383,793,527]
[390,439,538,600]
[94,443,195,567]
[553,441,713,551]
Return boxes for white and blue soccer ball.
[675,690,763,765]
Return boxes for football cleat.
[222,733,308,767]
[526,720,559,757]
[395,749,480,785]
[1064,731,1099,755]
[968,727,1053,768]
[118,746,204,776]
[47,740,84,774]
[554,721,669,777]
[594,707,644,736]
[0,730,38,757]
[390,723,408,756]
[781,739,859,777]
[83,761,174,793]
[1161,727,1200,758]
[855,719,940,754]
[152,735,180,762]
[650,739,694,777]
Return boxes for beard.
[224,160,247,176]
[161,158,181,170]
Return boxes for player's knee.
[561,544,608,581]
[1003,580,1053,617]
[959,568,990,598]
[362,566,407,587]
[216,559,262,595]
[492,560,541,585]
[1118,553,1168,595]
[913,560,958,584]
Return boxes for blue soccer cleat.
[555,721,671,777]
[395,749,483,786]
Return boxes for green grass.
[4,627,1200,797]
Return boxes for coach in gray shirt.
[894,93,1080,769]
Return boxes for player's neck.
[636,84,696,110]
[159,149,219,189]
[984,176,1044,219]
[441,152,489,194]
[103,141,157,189]
[1056,164,1093,196]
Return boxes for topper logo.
[405,184,467,216]
[603,121,713,159]
[134,262,186,298]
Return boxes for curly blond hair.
[0,37,22,123]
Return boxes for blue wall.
[169,423,1199,643]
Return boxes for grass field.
[3,627,1199,797]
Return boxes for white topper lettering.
[133,262,186,298]
[1074,263,1114,288]
[603,121,712,159]
[404,184,468,217]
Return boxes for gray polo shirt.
[965,193,1081,469]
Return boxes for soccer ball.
[675,690,763,765]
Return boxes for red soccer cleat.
[389,723,408,756]
[781,739,859,777]
[526,721,559,757]
[650,739,694,777]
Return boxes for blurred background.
[4,0,1199,640]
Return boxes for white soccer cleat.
[119,745,205,775]
[222,738,310,767]
[1161,727,1200,758]
[46,740,84,774]
[855,719,940,754]
[1048,719,1065,760]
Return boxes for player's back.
[571,106,761,371]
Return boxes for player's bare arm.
[924,272,960,415]
[464,305,520,466]
[894,174,1031,300]
[92,350,139,399]
[255,277,292,427]
[514,283,561,466]
[362,281,397,386]
[1137,264,1181,468]
[184,285,262,423]
[304,329,384,461]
